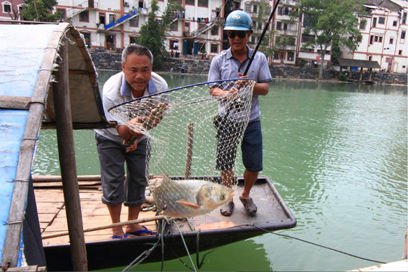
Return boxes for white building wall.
[351,1,408,73]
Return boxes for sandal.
[220,201,234,217]
[126,226,156,237]
[239,196,257,217]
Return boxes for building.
[345,0,408,73]
[0,0,24,21]
[2,0,406,73]
[54,0,228,59]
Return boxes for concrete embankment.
[89,48,407,86]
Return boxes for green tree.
[294,0,364,79]
[137,0,183,69]
[20,0,58,22]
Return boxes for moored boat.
[33,175,296,271]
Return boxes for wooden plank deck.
[34,185,157,246]
[34,175,295,247]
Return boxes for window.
[276,21,282,30]
[370,35,374,44]
[398,50,402,55]
[170,21,178,31]
[109,14,115,24]
[393,20,397,27]
[129,36,137,43]
[56,8,66,20]
[129,17,138,27]
[169,40,179,50]
[106,34,115,50]
[379,36,383,43]
[245,3,251,13]
[99,13,106,25]
[359,19,366,30]
[79,10,89,22]
[81,32,91,48]
[373,17,377,27]
[198,0,207,7]
[301,34,314,43]
[211,26,218,36]
[389,38,393,44]
[401,30,406,40]
[402,12,407,24]
[186,0,194,5]
[210,43,218,53]
[3,2,11,13]
[253,4,258,14]
[287,51,294,61]
[378,17,385,24]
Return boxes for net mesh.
[108,79,255,183]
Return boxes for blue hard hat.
[224,10,252,31]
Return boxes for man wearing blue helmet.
[208,10,272,217]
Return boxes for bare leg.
[241,169,258,198]
[125,205,155,236]
[220,169,235,216]
[239,169,258,217]
[125,205,142,233]
[107,204,124,236]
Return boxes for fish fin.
[176,200,200,209]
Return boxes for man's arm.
[253,82,269,96]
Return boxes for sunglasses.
[227,31,247,39]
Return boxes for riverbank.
[90,48,407,86]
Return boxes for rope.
[250,225,387,264]
[122,218,169,271]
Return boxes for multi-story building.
[345,0,408,73]
[2,0,406,73]
[55,0,229,59]
[0,0,24,21]
[241,0,331,66]
[243,0,407,73]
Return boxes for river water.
[33,72,407,271]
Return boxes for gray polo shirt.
[208,47,272,121]
[95,71,168,144]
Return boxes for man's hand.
[210,86,239,97]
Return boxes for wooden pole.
[185,123,194,178]
[53,40,88,271]
[42,215,166,239]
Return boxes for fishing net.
[108,79,255,183]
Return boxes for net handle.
[107,78,247,113]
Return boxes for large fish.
[151,176,233,218]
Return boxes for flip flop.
[126,226,156,236]
[239,196,257,217]
[111,234,128,239]
[220,201,234,217]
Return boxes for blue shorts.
[242,120,263,172]
[95,133,148,206]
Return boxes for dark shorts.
[95,133,148,206]
[242,120,263,172]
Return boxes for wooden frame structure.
[0,23,108,271]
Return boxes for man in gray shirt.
[208,10,272,217]
[95,44,168,238]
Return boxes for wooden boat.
[0,23,295,271]
[34,175,296,271]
